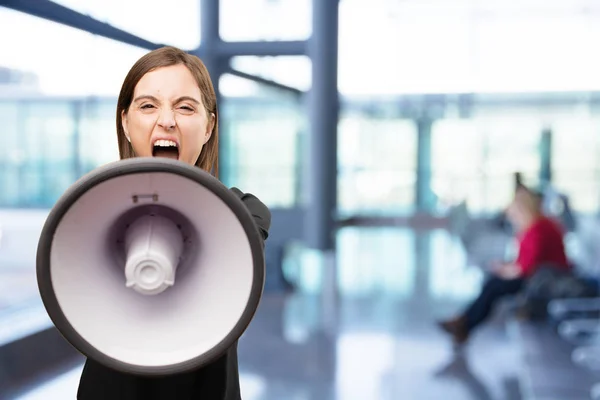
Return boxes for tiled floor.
[238,294,523,400]
[3,227,567,399]
[11,293,522,400]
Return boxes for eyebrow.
[133,95,201,105]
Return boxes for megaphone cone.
[36,158,265,376]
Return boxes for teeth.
[154,140,177,147]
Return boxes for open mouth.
[152,139,179,160]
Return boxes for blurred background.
[2,0,600,399]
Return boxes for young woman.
[76,46,271,400]
[438,187,569,345]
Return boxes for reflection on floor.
[12,228,530,399]
[0,270,38,313]
[237,294,522,400]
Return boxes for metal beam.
[198,0,225,178]
[198,0,222,80]
[225,68,304,97]
[0,0,164,50]
[540,127,553,187]
[416,117,434,212]
[304,0,339,251]
[216,41,307,57]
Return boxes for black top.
[76,188,271,400]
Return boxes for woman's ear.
[204,112,215,144]
[121,110,131,142]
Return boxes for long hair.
[116,46,219,177]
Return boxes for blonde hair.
[514,187,542,215]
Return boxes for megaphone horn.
[36,158,265,376]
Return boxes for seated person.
[438,187,570,345]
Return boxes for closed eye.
[177,105,196,114]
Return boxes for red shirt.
[516,216,569,278]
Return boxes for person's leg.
[439,276,524,344]
[463,276,524,331]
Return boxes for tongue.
[153,147,179,160]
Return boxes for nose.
[157,107,176,130]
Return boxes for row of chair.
[550,296,600,399]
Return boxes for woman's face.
[506,192,538,231]
[506,200,526,230]
[121,64,215,166]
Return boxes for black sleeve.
[229,187,271,242]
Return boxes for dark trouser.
[464,276,525,332]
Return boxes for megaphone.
[36,158,265,376]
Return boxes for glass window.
[220,56,308,209]
[21,101,78,207]
[0,102,21,207]
[551,117,600,213]
[0,101,79,208]
[338,113,418,217]
[429,230,483,300]
[338,0,600,96]
[0,7,148,97]
[430,119,485,212]
[431,117,542,215]
[230,56,311,91]
[220,76,304,208]
[220,0,311,42]
[479,115,542,205]
[52,0,201,49]
[79,99,121,173]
